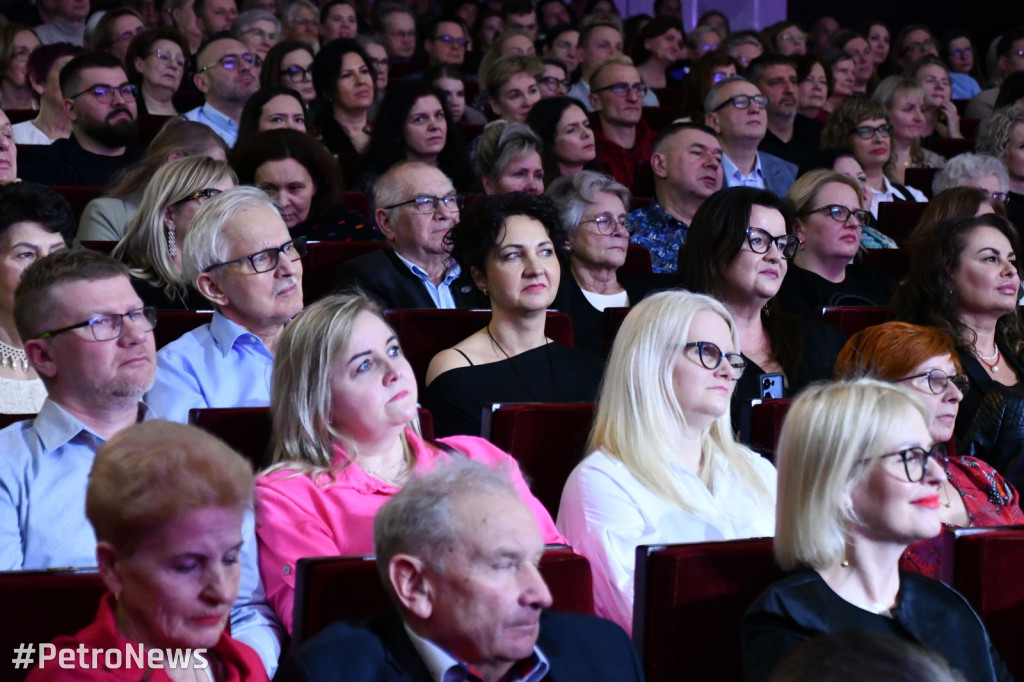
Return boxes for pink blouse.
[255,428,566,631]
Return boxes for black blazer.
[332,249,486,309]
[273,610,644,682]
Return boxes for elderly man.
[705,76,796,198]
[0,247,285,675]
[376,2,418,61]
[748,55,821,168]
[18,51,141,187]
[333,162,483,309]
[283,0,321,48]
[146,187,303,423]
[629,122,723,274]
[275,459,644,682]
[184,33,259,147]
[589,56,657,189]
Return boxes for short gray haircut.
[232,9,281,38]
[373,459,520,598]
[182,186,280,285]
[371,161,453,214]
[703,74,749,114]
[976,104,1024,158]
[475,120,542,181]
[284,0,317,26]
[933,153,1010,194]
[545,170,630,239]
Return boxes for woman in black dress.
[423,192,604,437]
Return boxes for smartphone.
[760,372,784,400]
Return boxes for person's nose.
[526,176,543,195]
[275,248,298,276]
[713,356,734,381]
[519,562,553,610]
[202,564,236,605]
[382,355,405,384]
[920,452,945,486]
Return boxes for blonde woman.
[255,293,565,633]
[872,75,945,186]
[743,379,1010,682]
[112,156,236,310]
[557,290,776,634]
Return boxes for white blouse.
[556,448,776,634]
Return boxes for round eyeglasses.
[580,213,632,235]
[896,369,969,395]
[862,443,948,483]
[683,341,746,378]
[806,204,874,226]
[746,227,800,259]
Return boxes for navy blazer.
[273,610,645,682]
[723,151,798,199]
[331,249,486,310]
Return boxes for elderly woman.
[835,322,1023,578]
[743,379,1011,682]
[233,9,282,63]
[312,39,375,168]
[909,55,962,140]
[932,152,1010,199]
[894,213,1024,445]
[112,157,236,310]
[632,17,685,90]
[558,290,777,634]
[125,27,189,116]
[527,96,597,184]
[475,120,545,195]
[0,183,72,413]
[821,98,927,216]
[78,119,229,244]
[255,292,565,631]
[777,170,896,318]
[829,30,873,94]
[721,31,764,71]
[871,75,946,186]
[424,193,604,438]
[259,40,315,103]
[763,21,807,57]
[0,24,40,111]
[27,421,269,681]
[12,43,79,145]
[975,104,1024,230]
[481,54,543,122]
[794,54,829,122]
[678,186,846,431]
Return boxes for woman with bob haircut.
[527,96,599,184]
[480,53,543,122]
[233,129,372,242]
[893,213,1024,444]
[423,192,604,438]
[678,186,846,432]
[254,292,565,632]
[125,27,190,116]
[835,322,1023,578]
[475,120,545,195]
[27,420,269,681]
[678,51,739,123]
[932,152,1009,197]
[742,379,1011,682]
[236,86,310,150]
[558,290,777,634]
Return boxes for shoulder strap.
[453,348,474,366]
[430,439,467,458]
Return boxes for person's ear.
[133,56,146,78]
[470,264,488,293]
[376,208,396,240]
[588,91,601,112]
[28,72,45,97]
[481,175,496,194]
[96,541,123,595]
[792,217,807,243]
[196,271,229,307]
[63,97,77,122]
[487,95,500,117]
[166,150,186,161]
[650,151,668,179]
[389,554,434,620]
[194,71,210,94]
[705,110,721,133]
[23,338,57,379]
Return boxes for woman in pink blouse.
[254,293,564,631]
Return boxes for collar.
[721,151,764,181]
[34,398,153,452]
[647,198,689,230]
[210,309,272,358]
[393,250,461,285]
[404,623,550,682]
[200,102,238,131]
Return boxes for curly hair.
[975,104,1024,158]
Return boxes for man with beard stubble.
[184,33,260,147]
[18,52,141,187]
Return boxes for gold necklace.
[937,480,952,509]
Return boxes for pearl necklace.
[975,344,1001,373]
[0,338,29,371]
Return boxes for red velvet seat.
[292,547,592,645]
[923,136,974,158]
[53,186,105,221]
[303,240,388,304]
[876,201,927,246]
[0,570,106,682]
[904,167,939,198]
[633,538,781,682]
[155,310,213,349]
[383,309,574,388]
[621,243,653,275]
[485,402,595,517]
[747,398,792,463]
[821,305,895,337]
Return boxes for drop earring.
[166,225,176,258]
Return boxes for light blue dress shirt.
[393,251,462,309]
[406,623,550,682]
[722,152,767,190]
[183,102,239,147]
[0,397,284,674]
[146,311,275,424]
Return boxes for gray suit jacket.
[723,151,798,199]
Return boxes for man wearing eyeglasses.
[184,32,259,146]
[424,17,470,67]
[375,2,418,61]
[588,56,657,189]
[704,75,797,198]
[333,161,485,310]
[146,187,303,424]
[966,26,1024,120]
[18,51,142,187]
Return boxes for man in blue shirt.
[184,33,258,147]
[146,186,304,423]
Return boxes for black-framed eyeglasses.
[203,237,308,274]
[862,443,948,483]
[713,93,769,111]
[580,213,632,235]
[68,83,138,103]
[593,81,648,97]
[279,65,312,82]
[950,47,973,58]
[198,52,260,74]
[851,123,892,139]
[384,194,464,214]
[170,187,223,208]
[433,34,470,46]
[746,227,800,259]
[37,306,158,342]
[683,341,746,378]
[539,76,570,90]
[904,39,938,54]
[897,369,969,396]
[806,204,874,225]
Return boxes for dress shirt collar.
[648,199,689,231]
[210,309,272,358]
[34,398,153,452]
[404,622,550,682]
[200,102,237,134]
[393,250,461,285]
[721,151,764,184]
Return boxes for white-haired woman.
[557,290,777,634]
[743,380,1011,682]
[976,104,1024,230]
[932,152,1010,199]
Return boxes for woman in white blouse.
[557,290,777,634]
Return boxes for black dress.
[422,343,604,437]
[955,343,1024,445]
[775,262,895,319]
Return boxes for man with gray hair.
[283,0,320,48]
[375,1,417,61]
[146,186,304,423]
[932,152,1010,199]
[332,161,484,309]
[275,459,644,681]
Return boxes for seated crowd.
[2,1,1024,680]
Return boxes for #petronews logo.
[12,642,209,670]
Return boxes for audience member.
[472,9,504,55]
[357,34,391,98]
[721,30,764,71]
[589,55,657,188]
[542,24,580,75]
[558,290,776,633]
[942,29,984,101]
[89,8,146,65]
[821,48,856,116]
[0,24,42,110]
[909,55,962,140]
[830,30,873,94]
[0,110,17,183]
[864,20,892,75]
[170,0,205,54]
[975,103,1024,229]
[312,38,375,174]
[872,75,945,185]
[255,294,565,631]
[274,458,643,681]
[933,152,1009,198]
[893,24,940,73]
[233,9,282,63]
[794,53,829,121]
[476,120,545,195]
[259,40,315,103]
[375,2,417,61]
[687,25,722,60]
[282,0,320,48]
[567,20,630,110]
[538,0,572,31]
[966,26,1024,120]
[748,54,821,168]
[907,187,1008,249]
[424,64,487,124]
[185,33,259,147]
[235,85,309,148]
[678,50,739,122]
[481,54,542,122]
[763,20,806,57]
[146,186,304,422]
[124,27,188,115]
[807,15,839,55]
[12,43,79,144]
[538,56,570,98]
[195,0,240,41]
[631,16,684,90]
[319,0,359,44]
[527,95,597,184]
[424,16,471,67]
[424,193,603,437]
[502,0,539,41]
[36,0,89,46]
